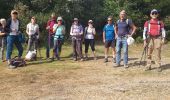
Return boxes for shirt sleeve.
[160,21,166,38]
[103,25,106,32]
[143,21,148,40]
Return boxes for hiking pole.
[139,46,147,67]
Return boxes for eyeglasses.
[152,12,158,15]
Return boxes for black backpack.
[10,56,26,67]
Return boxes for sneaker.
[73,58,77,61]
[113,64,120,68]
[80,58,84,61]
[57,56,60,60]
[8,65,17,69]
[145,65,151,71]
[113,58,116,63]
[124,64,129,69]
[84,57,88,61]
[157,67,162,72]
[104,58,108,63]
[94,57,97,60]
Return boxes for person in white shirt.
[84,20,96,60]
[6,10,23,69]
[26,16,40,54]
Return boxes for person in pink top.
[46,13,57,59]
[143,9,166,72]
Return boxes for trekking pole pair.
[139,44,148,67]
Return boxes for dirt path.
[0,45,170,100]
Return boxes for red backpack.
[147,20,161,36]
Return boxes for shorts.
[105,40,115,48]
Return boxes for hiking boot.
[145,65,151,71]
[8,65,16,69]
[157,67,162,72]
[104,58,108,63]
[57,56,60,60]
[84,57,88,61]
[124,64,129,69]
[113,58,116,63]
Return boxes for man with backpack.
[6,10,23,69]
[103,16,116,63]
[115,10,136,68]
[46,13,56,59]
[143,9,166,72]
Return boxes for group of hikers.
[0,9,166,72]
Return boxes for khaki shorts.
[148,36,162,49]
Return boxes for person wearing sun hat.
[143,9,166,72]
[70,18,84,61]
[84,19,96,60]
[52,16,65,60]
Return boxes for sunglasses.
[152,12,158,15]
[107,20,112,21]
[57,20,62,21]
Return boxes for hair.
[0,18,6,25]
[107,16,113,20]
[11,10,18,15]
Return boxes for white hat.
[88,20,93,23]
[151,9,158,14]
[57,17,63,21]
[127,37,135,45]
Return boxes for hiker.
[84,20,96,60]
[115,10,136,68]
[46,13,56,59]
[70,18,84,61]
[0,18,7,62]
[143,9,166,72]
[6,10,23,69]
[52,17,65,60]
[103,16,116,63]
[26,16,40,59]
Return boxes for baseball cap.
[151,9,158,14]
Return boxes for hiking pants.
[6,35,23,60]
[53,39,63,57]
[72,37,83,59]
[147,36,162,67]
[46,33,54,58]
[85,39,95,53]
[0,37,6,60]
[27,35,38,53]
[116,37,128,65]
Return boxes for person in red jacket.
[46,13,57,59]
[143,9,166,72]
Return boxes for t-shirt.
[85,27,96,39]
[103,24,115,41]
[70,24,83,36]
[0,26,7,37]
[53,24,65,39]
[10,20,19,35]
[144,19,164,36]
[117,19,132,36]
[26,23,39,36]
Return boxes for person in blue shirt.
[114,10,136,68]
[103,16,116,63]
[52,17,65,60]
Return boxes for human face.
[11,13,18,20]
[74,20,78,25]
[31,18,36,24]
[57,20,62,25]
[107,18,112,24]
[150,11,158,19]
[119,12,126,20]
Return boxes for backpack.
[147,20,161,36]
[10,56,26,67]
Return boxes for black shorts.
[105,40,115,48]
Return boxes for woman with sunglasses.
[26,16,40,60]
[143,9,166,72]
[52,17,65,60]
[84,20,96,60]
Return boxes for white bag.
[25,50,36,60]
[127,37,135,45]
